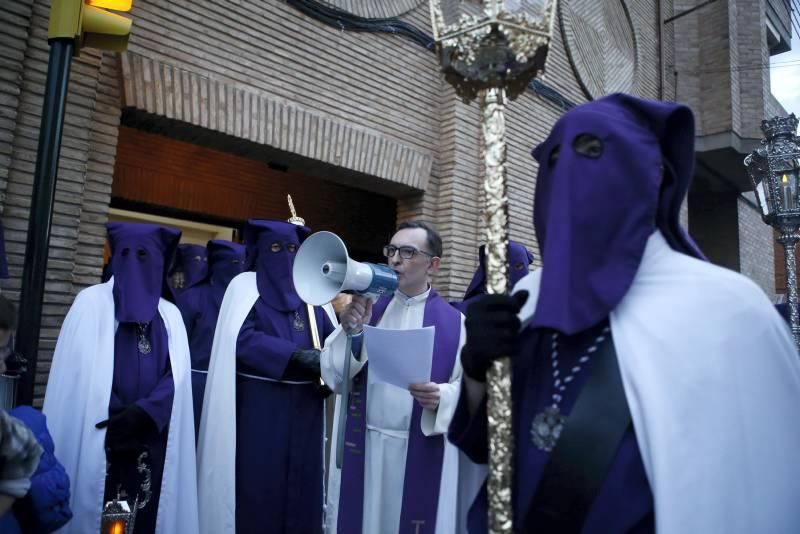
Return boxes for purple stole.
[337,289,461,534]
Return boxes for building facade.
[2,0,786,400]
[675,0,791,298]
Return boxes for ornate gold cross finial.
[287,194,305,226]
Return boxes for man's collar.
[395,284,431,305]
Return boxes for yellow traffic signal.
[48,0,133,52]
[82,0,132,52]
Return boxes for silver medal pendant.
[137,333,152,355]
[293,312,305,331]
[531,405,564,452]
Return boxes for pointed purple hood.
[107,222,181,323]
[462,241,535,301]
[244,220,311,312]
[530,93,704,335]
[174,243,208,289]
[207,239,246,305]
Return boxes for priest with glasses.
[321,220,465,534]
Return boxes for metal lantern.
[429,1,557,532]
[100,452,152,534]
[745,114,800,347]
[430,0,556,102]
[746,115,800,225]
[101,492,138,534]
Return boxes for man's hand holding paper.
[408,382,441,409]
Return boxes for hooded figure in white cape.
[43,223,199,534]
[197,219,334,534]
[450,94,800,533]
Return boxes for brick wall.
[732,0,783,298]
[766,91,787,120]
[661,0,676,101]
[126,0,442,158]
[674,0,777,139]
[688,191,741,271]
[673,0,734,134]
[414,84,483,296]
[0,0,35,210]
[738,192,775,298]
[629,0,662,98]
[74,54,123,291]
[675,0,784,299]
[672,0,701,115]
[688,192,776,300]
[735,0,770,140]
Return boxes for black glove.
[96,404,156,459]
[285,349,322,381]
[461,291,529,382]
[314,382,333,399]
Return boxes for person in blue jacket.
[0,406,72,533]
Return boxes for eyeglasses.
[383,244,434,260]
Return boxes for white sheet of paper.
[362,325,435,388]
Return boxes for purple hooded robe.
[105,222,181,534]
[179,240,246,434]
[450,94,705,533]
[234,220,334,534]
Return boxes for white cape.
[514,231,800,533]
[197,271,259,534]
[43,279,199,534]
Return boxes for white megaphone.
[293,231,398,306]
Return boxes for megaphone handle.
[335,334,353,469]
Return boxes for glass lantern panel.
[755,180,770,217]
[789,167,800,210]
[505,0,549,15]
[439,0,550,25]
[440,0,481,25]
[773,157,800,212]
[778,173,794,211]
[763,173,775,215]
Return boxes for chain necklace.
[530,325,610,452]
[137,322,152,355]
